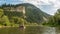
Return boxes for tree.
[54,9,60,25]
[46,9,60,26]
[0,9,4,18]
[0,9,4,25]
[42,9,60,26]
[0,9,10,26]
[2,16,10,26]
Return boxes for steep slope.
[16,3,50,23]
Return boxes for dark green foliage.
[54,9,60,26]
[4,11,23,17]
[42,9,60,27]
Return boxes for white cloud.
[23,0,59,15]
[24,0,60,15]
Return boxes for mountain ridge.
[0,3,51,23]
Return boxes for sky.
[0,0,60,15]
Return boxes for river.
[0,26,60,34]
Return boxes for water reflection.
[25,26,56,34]
[0,26,60,34]
[42,27,56,34]
[56,27,60,34]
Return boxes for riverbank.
[0,26,19,28]
[0,25,54,29]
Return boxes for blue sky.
[0,0,60,15]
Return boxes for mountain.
[0,3,50,23]
[16,3,50,23]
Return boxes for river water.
[0,26,60,34]
[25,26,56,34]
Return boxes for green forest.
[42,9,60,27]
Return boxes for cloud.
[23,0,60,15]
